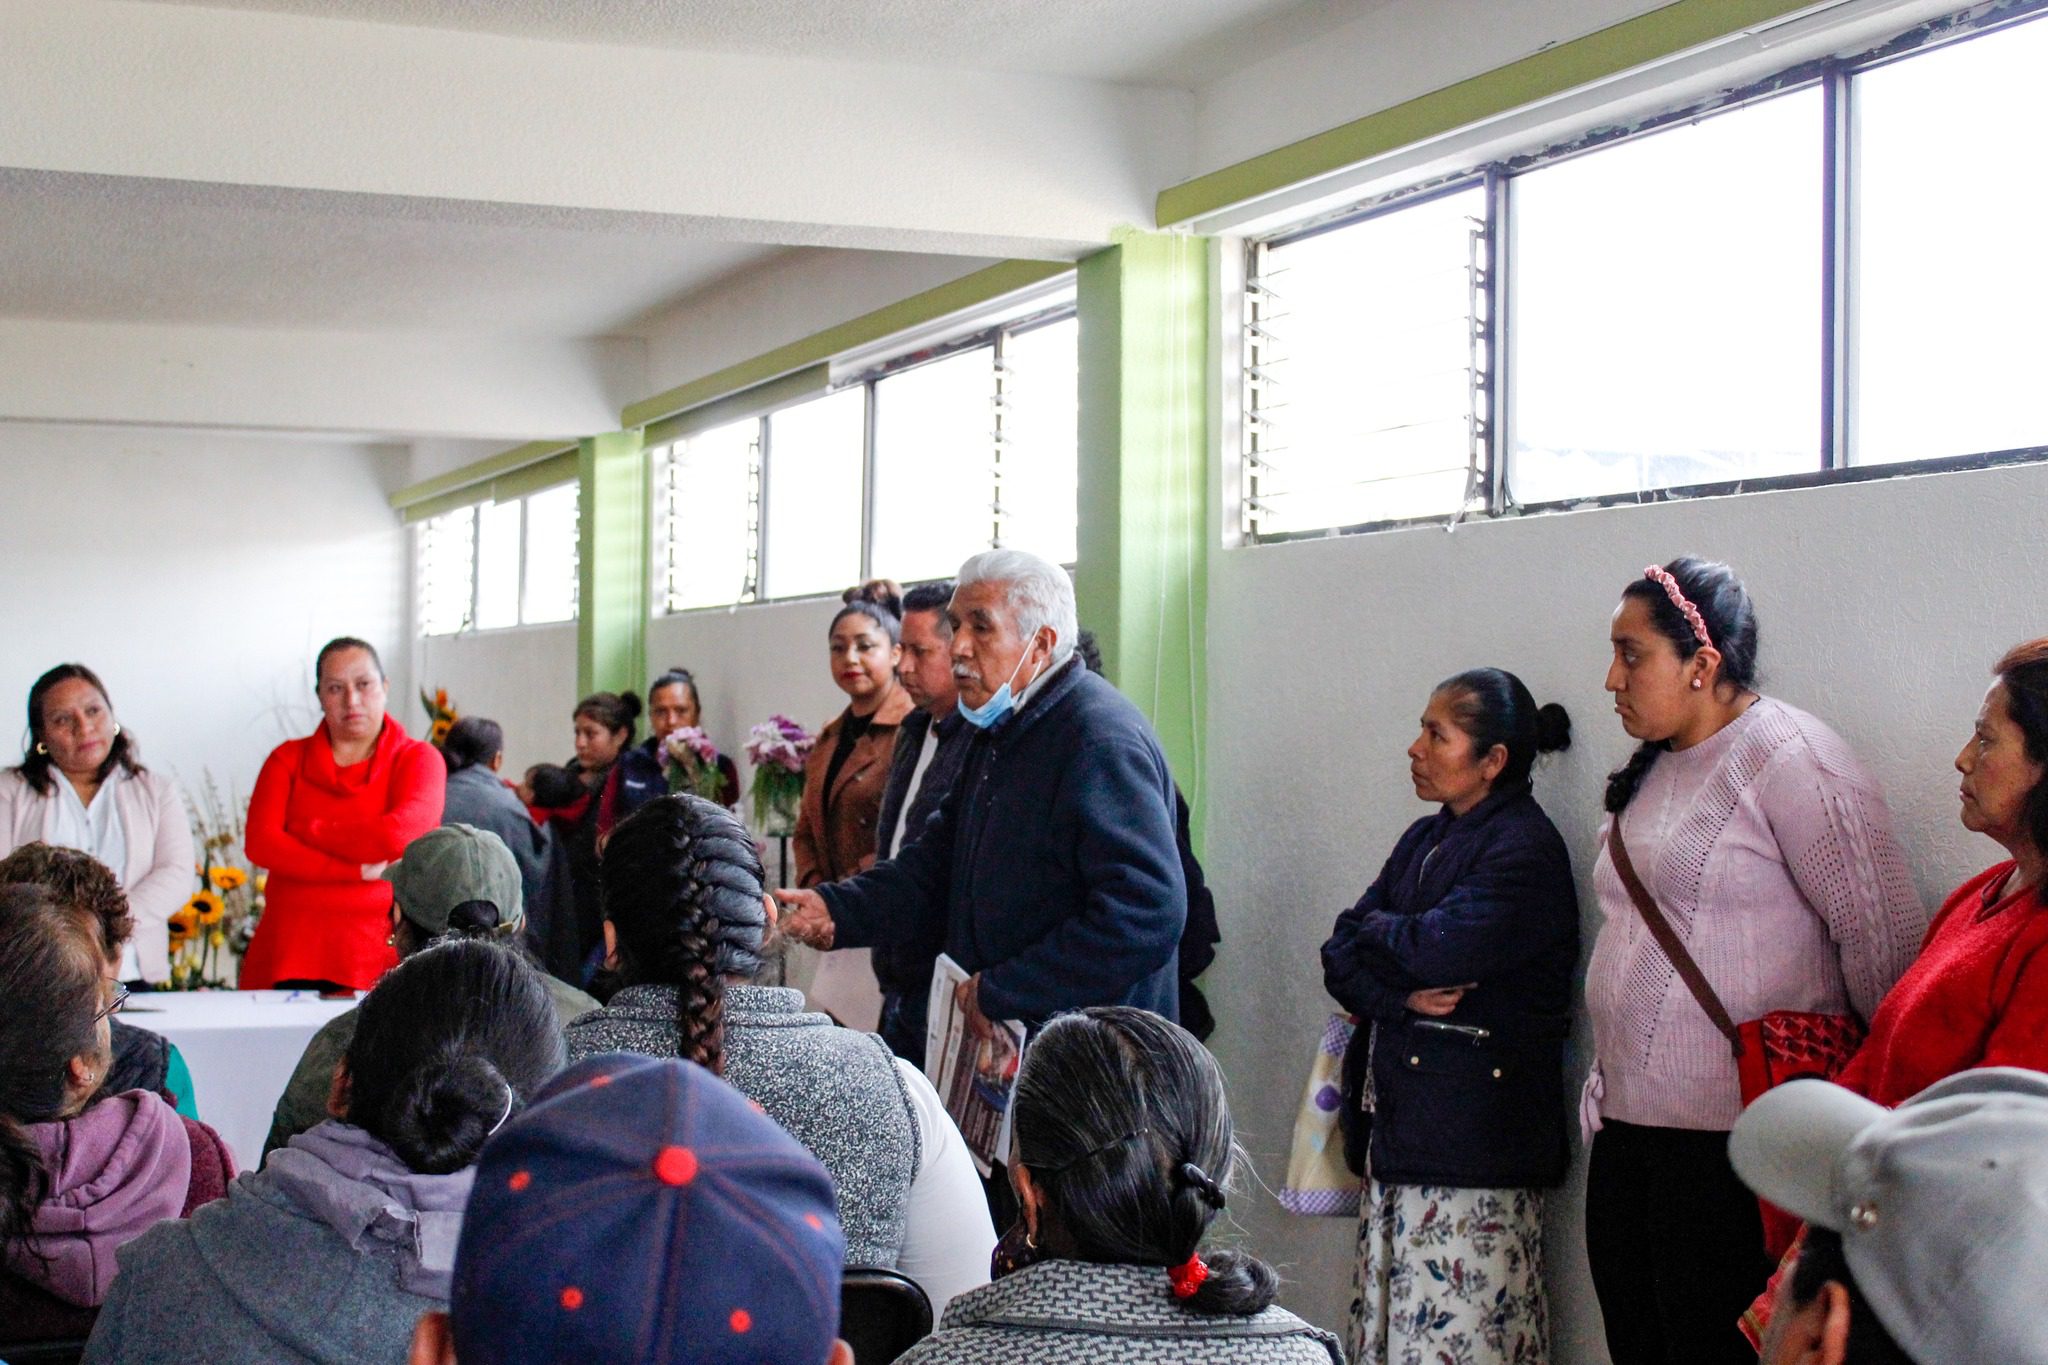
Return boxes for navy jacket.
[870,707,973,1001]
[821,658,1187,1028]
[1321,788,1578,1189]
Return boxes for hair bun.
[843,578,903,619]
[445,899,506,937]
[386,1049,512,1175]
[1534,702,1572,754]
[618,690,643,722]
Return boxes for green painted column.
[1073,229,1212,836]
[576,429,649,699]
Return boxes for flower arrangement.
[170,773,267,990]
[663,726,727,802]
[420,687,459,747]
[744,714,815,836]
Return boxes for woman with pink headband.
[1581,556,1925,1365]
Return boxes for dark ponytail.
[441,717,505,775]
[1605,556,1760,813]
[0,886,105,1261]
[343,938,563,1174]
[599,794,768,1076]
[832,579,904,645]
[1434,668,1571,797]
[1014,1007,1277,1317]
[18,664,143,797]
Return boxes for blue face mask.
[957,650,1037,730]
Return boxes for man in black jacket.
[777,549,1186,1036]
[868,579,973,1062]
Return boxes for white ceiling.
[115,0,1374,85]
[0,170,784,335]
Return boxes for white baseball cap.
[1729,1067,2048,1365]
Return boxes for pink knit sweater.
[1585,697,1927,1131]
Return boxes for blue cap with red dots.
[449,1052,844,1364]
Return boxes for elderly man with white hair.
[776,548,1187,1037]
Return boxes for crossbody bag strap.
[1606,825,1744,1058]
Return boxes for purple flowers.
[663,726,719,766]
[745,714,815,776]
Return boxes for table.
[121,990,362,1174]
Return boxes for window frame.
[652,303,1079,616]
[415,480,581,639]
[1236,0,2048,545]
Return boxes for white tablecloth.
[122,990,361,1174]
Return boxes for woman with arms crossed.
[1321,668,1578,1365]
[239,638,446,991]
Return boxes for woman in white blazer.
[1,664,194,982]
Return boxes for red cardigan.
[1835,861,2048,1106]
[239,717,445,990]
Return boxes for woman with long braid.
[563,792,994,1315]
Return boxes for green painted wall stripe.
[1155,0,1823,227]
[489,450,580,503]
[576,431,649,700]
[1072,231,1211,851]
[642,363,830,450]
[621,259,1074,430]
[399,486,484,525]
[389,439,575,510]
[395,450,579,523]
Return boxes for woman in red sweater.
[1831,637,2048,1104]
[239,638,445,991]
[1742,639,2048,1344]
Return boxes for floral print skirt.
[1346,1180,1548,1365]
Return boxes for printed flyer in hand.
[924,953,1026,1177]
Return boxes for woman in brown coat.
[794,581,916,887]
[793,583,915,1025]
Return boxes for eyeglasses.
[93,981,131,1023]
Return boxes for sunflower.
[168,905,201,944]
[188,890,226,925]
[208,866,248,892]
[430,718,452,746]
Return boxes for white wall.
[648,595,853,801]
[0,423,411,814]
[414,624,580,778]
[409,596,852,811]
[1201,460,2046,1357]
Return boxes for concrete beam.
[0,317,643,439]
[0,0,1191,258]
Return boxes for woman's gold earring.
[34,742,47,755]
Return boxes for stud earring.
[112,723,122,738]
[34,742,47,756]
[1691,678,1703,690]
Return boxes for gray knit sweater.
[896,1260,1345,1365]
[564,983,919,1267]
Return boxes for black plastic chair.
[840,1267,933,1365]
[3,1340,89,1365]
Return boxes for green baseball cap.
[383,824,524,937]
